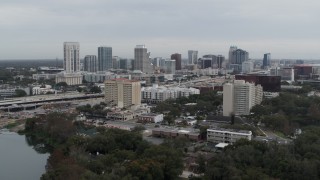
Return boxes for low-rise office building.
[32,85,54,95]
[138,113,163,123]
[207,128,252,144]
[152,128,200,141]
[107,111,135,121]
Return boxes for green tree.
[76,87,83,92]
[90,86,102,93]
[56,82,68,87]
[164,115,175,125]
[15,89,27,97]
[143,145,184,180]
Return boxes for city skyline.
[1,0,320,59]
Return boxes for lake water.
[0,129,49,180]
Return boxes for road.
[238,116,292,144]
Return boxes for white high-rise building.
[223,83,234,117]
[63,42,80,73]
[56,42,83,85]
[188,50,198,65]
[223,80,263,116]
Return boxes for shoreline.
[0,119,26,133]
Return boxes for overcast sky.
[1,0,320,60]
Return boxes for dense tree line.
[24,112,184,180]
[250,92,320,135]
[203,126,320,180]
[76,103,110,116]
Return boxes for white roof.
[215,143,229,148]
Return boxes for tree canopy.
[24,112,184,180]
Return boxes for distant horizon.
[1,58,320,61]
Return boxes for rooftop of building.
[152,127,200,135]
[207,127,252,135]
[294,64,317,67]
[236,74,280,77]
[105,78,139,83]
[140,113,162,117]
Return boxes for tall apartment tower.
[98,47,112,71]
[263,53,271,69]
[84,55,98,72]
[171,53,182,70]
[134,45,153,73]
[56,42,82,85]
[63,42,80,73]
[223,80,263,116]
[188,50,198,64]
[223,83,234,116]
[104,79,141,108]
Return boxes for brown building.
[235,74,281,92]
[171,53,182,70]
[193,86,214,94]
[294,65,312,80]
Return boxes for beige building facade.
[105,79,141,108]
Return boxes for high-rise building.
[104,79,141,108]
[112,56,120,69]
[263,53,271,69]
[84,55,98,72]
[216,55,225,69]
[188,50,198,65]
[230,49,249,64]
[223,83,234,117]
[98,47,112,71]
[165,59,176,74]
[228,46,237,67]
[134,45,153,73]
[202,55,215,68]
[63,42,80,73]
[223,80,262,116]
[56,42,82,85]
[171,53,182,70]
[152,57,166,69]
[229,49,249,72]
[201,54,225,69]
[199,58,212,69]
[119,59,127,70]
[242,61,254,74]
